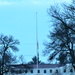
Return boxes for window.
[44,70,46,73]
[50,70,52,73]
[25,70,27,73]
[63,69,66,73]
[70,69,73,72]
[31,70,33,73]
[56,69,58,73]
[38,70,40,73]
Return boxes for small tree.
[19,55,25,64]
[28,56,41,64]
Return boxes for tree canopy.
[43,1,75,70]
[0,34,19,75]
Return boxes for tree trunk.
[1,51,6,75]
[72,63,75,70]
[1,47,8,75]
[71,43,75,70]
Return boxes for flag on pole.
[37,41,39,50]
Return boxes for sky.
[0,0,72,63]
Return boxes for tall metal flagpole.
[36,12,39,75]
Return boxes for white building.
[5,64,75,75]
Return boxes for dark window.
[56,69,58,73]
[38,70,40,73]
[44,70,46,73]
[63,69,66,73]
[70,69,73,72]
[18,70,23,73]
[50,70,52,73]
[31,70,33,73]
[25,70,27,73]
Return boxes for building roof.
[28,64,65,68]
[9,64,65,69]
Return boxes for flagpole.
[36,12,39,75]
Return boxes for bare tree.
[19,55,25,64]
[0,34,19,75]
[43,1,75,70]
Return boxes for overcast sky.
[0,0,72,63]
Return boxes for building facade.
[5,64,75,75]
